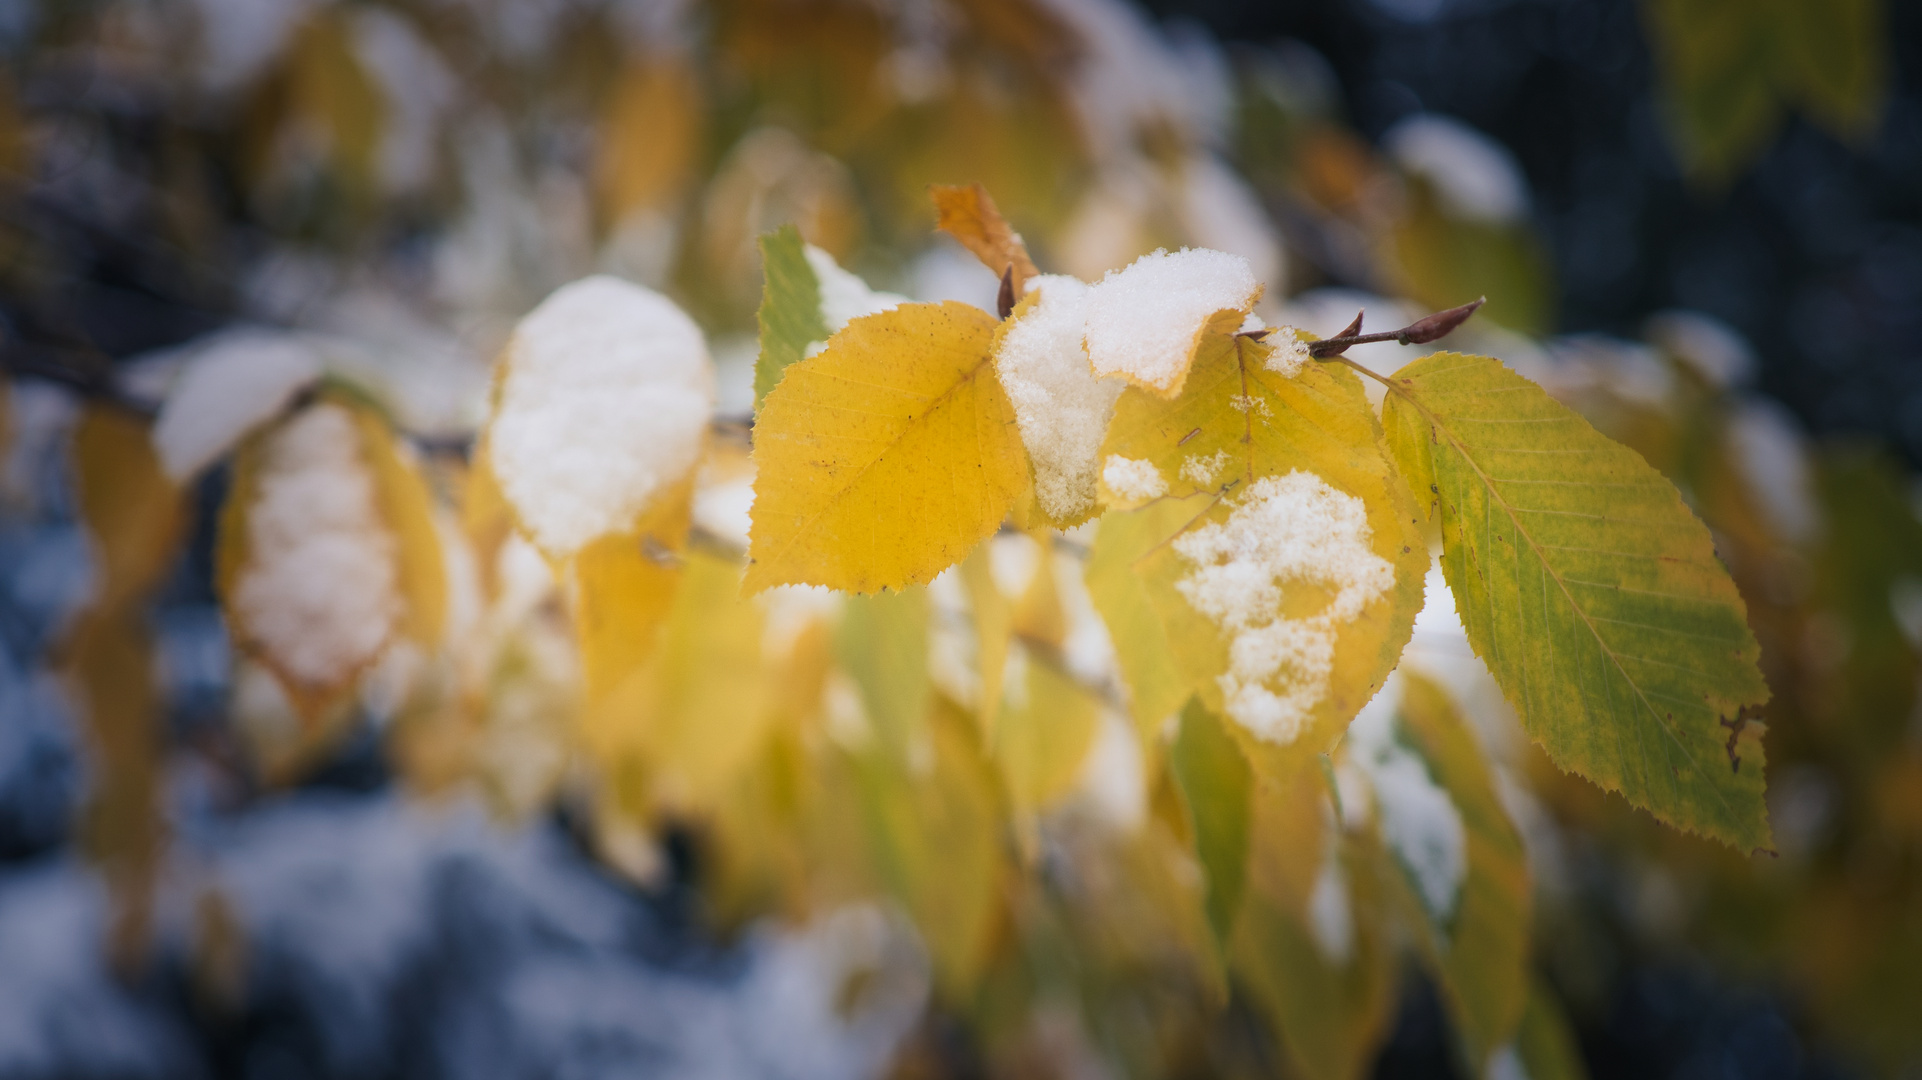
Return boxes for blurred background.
[2,0,1920,1077]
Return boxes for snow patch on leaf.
[487,276,714,557]
[1307,834,1354,965]
[1101,456,1167,502]
[1262,326,1311,378]
[1171,471,1393,745]
[232,404,400,691]
[803,245,906,332]
[153,329,325,482]
[1179,450,1231,487]
[1084,248,1260,394]
[993,275,1126,521]
[1348,677,1468,926]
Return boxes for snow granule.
[1179,450,1231,487]
[1084,248,1261,395]
[1101,456,1167,502]
[1262,326,1311,378]
[487,276,714,557]
[153,329,325,481]
[1172,471,1394,745]
[1227,394,1271,419]
[231,404,401,690]
[992,274,1127,520]
[803,245,906,333]
[1347,676,1467,926]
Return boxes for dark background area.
[1147,0,1922,469]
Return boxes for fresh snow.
[1084,248,1261,394]
[231,403,401,691]
[152,328,326,482]
[993,274,1127,520]
[487,276,714,557]
[1262,326,1311,378]
[803,245,906,335]
[1101,456,1167,502]
[1347,675,1468,927]
[1172,471,1394,744]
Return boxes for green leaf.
[1168,698,1251,952]
[1379,351,1771,851]
[754,224,830,407]
[1099,330,1428,781]
[1380,673,1531,1071]
[836,587,931,761]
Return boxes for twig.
[1307,297,1486,358]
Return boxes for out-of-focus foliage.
[0,1,1914,1077]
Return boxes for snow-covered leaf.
[1084,248,1262,398]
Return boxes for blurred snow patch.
[1646,309,1756,390]
[911,241,1002,313]
[1544,334,1673,407]
[1384,114,1529,224]
[0,862,200,1078]
[1727,397,1821,545]
[1348,673,1467,926]
[149,328,325,482]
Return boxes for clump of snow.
[1347,676,1467,926]
[231,404,401,691]
[1101,456,1167,502]
[1084,248,1261,394]
[152,328,325,482]
[1262,326,1312,378]
[1172,471,1394,744]
[1726,398,1821,545]
[1383,114,1529,224]
[487,276,715,557]
[1307,832,1354,964]
[993,274,1127,520]
[1180,450,1232,487]
[803,245,907,333]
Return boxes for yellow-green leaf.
[1504,980,1590,1080]
[746,301,1029,593]
[1379,351,1771,851]
[1100,331,1427,779]
[1234,774,1395,1080]
[1085,497,1208,740]
[836,586,931,760]
[1168,698,1251,952]
[991,642,1100,822]
[853,698,1003,1000]
[754,224,831,406]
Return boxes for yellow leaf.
[459,438,515,600]
[931,181,1039,297]
[1085,497,1207,740]
[959,543,1013,739]
[747,301,1029,593]
[600,549,773,808]
[594,57,702,224]
[351,406,447,648]
[1379,351,1771,851]
[1234,774,1395,1080]
[572,477,692,709]
[72,407,185,607]
[62,610,166,971]
[1102,333,1426,779]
